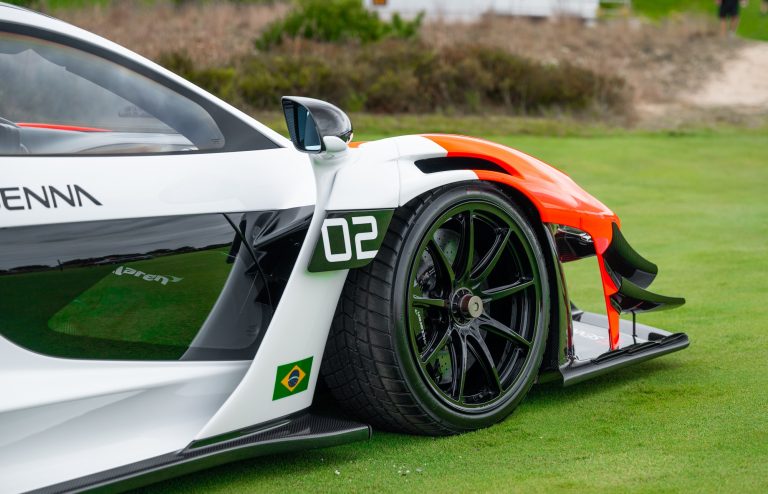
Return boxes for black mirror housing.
[282,96,352,154]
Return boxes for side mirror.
[282,96,353,155]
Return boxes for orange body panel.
[423,134,622,349]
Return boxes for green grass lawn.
[737,1,768,40]
[632,0,712,18]
[633,0,768,40]
[136,129,768,493]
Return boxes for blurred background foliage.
[6,0,766,121]
[254,0,423,50]
[161,40,627,115]
[134,0,631,116]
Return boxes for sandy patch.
[686,43,768,110]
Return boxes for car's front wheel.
[322,183,550,435]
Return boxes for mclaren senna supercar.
[0,4,687,493]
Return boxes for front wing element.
[595,224,685,350]
[561,310,689,386]
[552,223,688,383]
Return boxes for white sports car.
[0,3,687,493]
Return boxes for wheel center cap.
[459,294,484,319]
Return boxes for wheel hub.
[461,294,484,318]
[451,288,484,324]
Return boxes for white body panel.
[196,156,351,438]
[0,140,465,489]
[0,149,315,228]
[326,136,474,211]
[0,144,315,490]
[393,136,476,205]
[0,336,249,493]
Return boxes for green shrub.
[160,41,629,116]
[256,0,423,50]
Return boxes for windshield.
[0,31,225,154]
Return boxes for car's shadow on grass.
[137,358,685,493]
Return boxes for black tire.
[322,183,550,435]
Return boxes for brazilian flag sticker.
[273,356,313,400]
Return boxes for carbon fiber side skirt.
[34,413,371,494]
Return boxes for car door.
[0,22,315,492]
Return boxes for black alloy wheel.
[407,198,543,412]
[322,183,550,435]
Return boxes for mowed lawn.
[634,0,768,40]
[140,131,768,493]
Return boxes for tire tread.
[322,192,450,434]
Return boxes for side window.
[0,31,231,155]
[2,214,255,360]
[0,209,311,361]
[0,215,241,360]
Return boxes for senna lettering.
[112,266,183,286]
[0,185,102,211]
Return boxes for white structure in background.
[366,0,601,22]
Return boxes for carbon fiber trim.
[602,223,657,289]
[560,311,689,386]
[601,223,685,314]
[414,157,508,174]
[553,226,595,263]
[610,278,686,314]
[33,412,371,494]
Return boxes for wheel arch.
[418,135,619,249]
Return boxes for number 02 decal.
[309,210,394,273]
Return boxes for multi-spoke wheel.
[322,183,550,435]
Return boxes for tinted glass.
[1,214,248,360]
[0,31,225,155]
[0,209,311,361]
